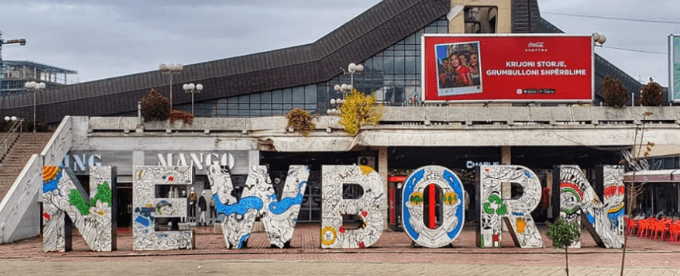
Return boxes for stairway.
[0,132,54,203]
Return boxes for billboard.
[422,34,594,102]
[671,35,680,102]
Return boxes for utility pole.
[0,31,27,95]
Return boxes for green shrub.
[286,108,315,136]
[546,218,580,276]
[141,88,170,122]
[169,109,194,125]
[640,80,664,106]
[601,75,629,108]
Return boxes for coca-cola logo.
[528,42,544,48]
[526,42,547,52]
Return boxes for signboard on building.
[422,34,594,102]
[63,150,253,176]
[670,35,680,102]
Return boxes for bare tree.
[620,111,654,276]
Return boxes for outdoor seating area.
[626,217,680,244]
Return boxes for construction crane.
[0,31,27,94]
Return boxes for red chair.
[668,221,680,245]
[625,217,638,236]
[653,219,669,241]
[637,219,650,238]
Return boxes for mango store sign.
[41,163,624,252]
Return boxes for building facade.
[2,0,678,244]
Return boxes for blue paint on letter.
[214,194,263,216]
[402,169,424,241]
[237,233,250,249]
[443,169,465,239]
[268,181,306,215]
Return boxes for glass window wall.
[176,17,448,117]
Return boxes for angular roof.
[1,0,641,123]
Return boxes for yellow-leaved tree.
[338,90,383,136]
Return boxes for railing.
[0,119,24,163]
[0,116,72,244]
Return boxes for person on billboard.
[439,57,458,88]
[459,52,470,68]
[438,57,449,75]
[450,53,472,86]
[469,52,480,86]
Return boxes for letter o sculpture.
[402,165,465,248]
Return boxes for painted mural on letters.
[478,165,543,248]
[402,165,465,248]
[558,165,625,248]
[321,165,384,249]
[132,166,194,251]
[42,166,116,252]
[207,164,310,249]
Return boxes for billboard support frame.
[671,34,678,103]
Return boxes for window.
[185,17,448,117]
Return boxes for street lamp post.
[24,81,45,133]
[3,116,21,132]
[333,63,364,99]
[182,83,203,115]
[159,63,183,110]
[592,32,607,47]
[326,98,344,115]
[329,63,363,115]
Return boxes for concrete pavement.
[1,224,679,275]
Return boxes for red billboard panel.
[422,34,593,102]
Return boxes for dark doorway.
[117,186,133,228]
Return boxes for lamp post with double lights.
[159,63,183,110]
[182,83,203,115]
[3,116,23,132]
[24,81,45,133]
[329,63,363,115]
[326,98,344,115]
[592,32,607,47]
[333,63,364,99]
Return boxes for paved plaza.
[1,224,679,275]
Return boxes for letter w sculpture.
[207,164,309,249]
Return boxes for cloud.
[2,0,674,87]
[1,1,381,82]
[539,0,678,86]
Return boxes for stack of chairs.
[634,217,680,244]
[652,218,671,241]
[637,218,653,239]
[625,217,638,236]
[669,220,680,245]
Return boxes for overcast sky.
[1,0,677,86]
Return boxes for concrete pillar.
[501,146,511,165]
[545,169,553,219]
[500,146,511,232]
[448,0,513,34]
[378,146,389,230]
[132,151,145,168]
[248,150,260,167]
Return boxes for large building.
[1,0,678,244]
[1,0,643,122]
[0,60,77,97]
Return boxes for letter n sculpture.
[42,166,117,252]
[556,165,624,248]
